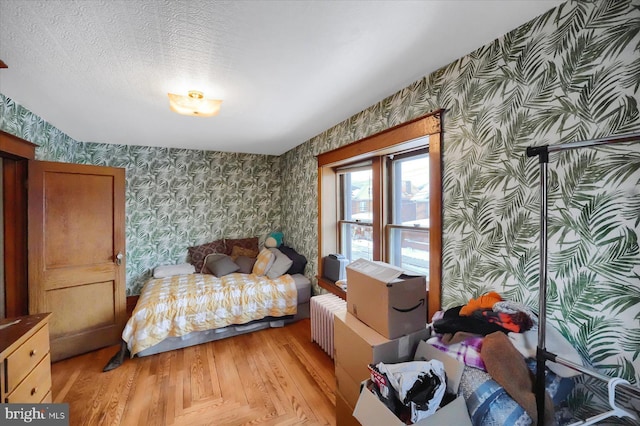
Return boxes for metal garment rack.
[526,131,640,426]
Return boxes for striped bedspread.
[122,273,298,356]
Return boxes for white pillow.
[153,263,195,278]
[266,248,293,279]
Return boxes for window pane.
[340,222,373,262]
[392,155,429,227]
[389,152,429,277]
[342,169,373,222]
[388,227,429,277]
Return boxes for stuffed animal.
[264,231,283,248]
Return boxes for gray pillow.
[266,248,293,279]
[235,255,256,274]
[201,253,227,274]
[207,254,240,277]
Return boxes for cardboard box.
[346,259,427,339]
[353,341,472,426]
[335,390,361,426]
[335,362,362,409]
[334,310,430,385]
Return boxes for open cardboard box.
[346,259,427,339]
[353,341,472,426]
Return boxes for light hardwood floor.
[51,319,337,426]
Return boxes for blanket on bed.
[122,273,298,356]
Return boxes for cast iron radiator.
[310,293,346,359]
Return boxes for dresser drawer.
[40,390,52,404]
[5,323,49,393]
[5,354,52,404]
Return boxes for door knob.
[115,252,123,265]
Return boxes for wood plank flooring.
[51,319,337,426]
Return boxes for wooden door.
[28,161,126,361]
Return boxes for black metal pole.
[536,148,549,426]
[527,145,550,426]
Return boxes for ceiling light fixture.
[167,90,222,117]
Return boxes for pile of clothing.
[428,292,583,425]
[434,291,536,336]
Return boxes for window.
[387,151,429,276]
[335,152,430,275]
[338,168,373,262]
[317,112,443,318]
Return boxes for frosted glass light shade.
[167,90,222,117]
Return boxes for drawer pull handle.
[30,349,37,357]
[31,387,37,396]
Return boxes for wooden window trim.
[317,113,441,167]
[317,111,443,319]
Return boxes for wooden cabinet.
[0,313,52,403]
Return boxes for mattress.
[136,273,312,357]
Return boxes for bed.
[122,239,312,358]
[123,271,311,357]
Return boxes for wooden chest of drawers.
[0,313,52,403]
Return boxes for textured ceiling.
[0,0,563,155]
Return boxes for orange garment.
[459,291,503,316]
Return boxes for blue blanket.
[460,360,574,425]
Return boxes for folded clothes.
[427,334,486,371]
[433,305,511,335]
[479,310,533,333]
[459,291,503,316]
[441,331,481,345]
[493,300,538,327]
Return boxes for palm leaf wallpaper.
[279,0,640,419]
[1,0,639,419]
